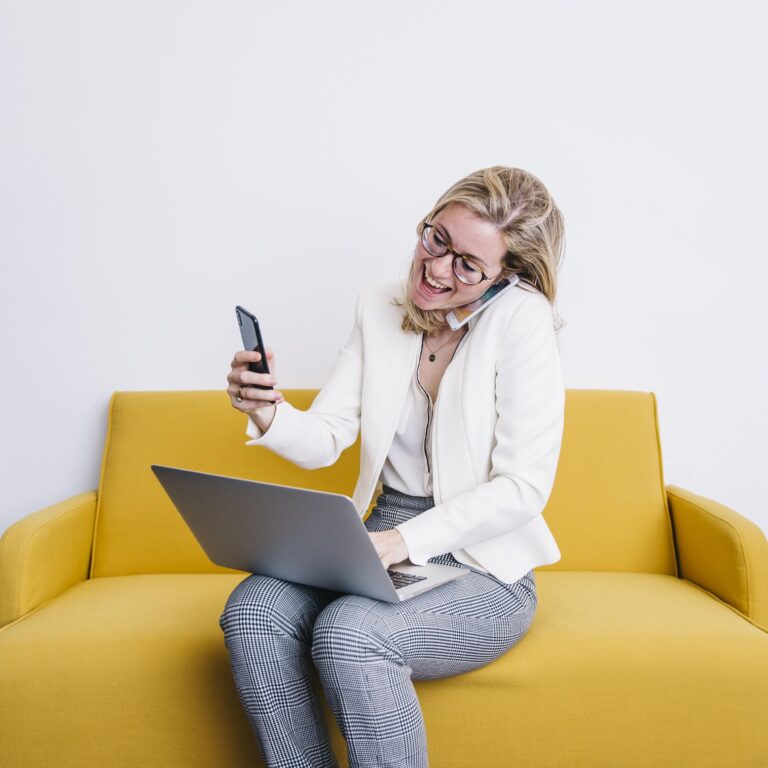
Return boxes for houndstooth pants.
[218,485,537,768]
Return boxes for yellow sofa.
[1,389,767,767]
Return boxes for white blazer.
[245,280,565,584]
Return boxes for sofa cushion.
[91,390,362,576]
[0,574,263,766]
[1,572,764,767]
[543,389,676,575]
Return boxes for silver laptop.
[151,465,468,602]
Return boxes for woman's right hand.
[227,349,284,421]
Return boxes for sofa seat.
[0,574,260,767]
[2,571,765,768]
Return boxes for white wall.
[1,0,766,540]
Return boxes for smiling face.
[409,203,508,314]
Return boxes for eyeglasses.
[419,222,498,285]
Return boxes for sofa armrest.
[666,485,768,631]
[0,490,97,628]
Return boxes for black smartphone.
[235,306,273,397]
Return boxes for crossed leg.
[219,569,536,768]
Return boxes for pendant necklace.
[424,331,461,362]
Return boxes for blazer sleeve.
[243,290,364,469]
[395,293,565,564]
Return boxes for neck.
[427,324,464,341]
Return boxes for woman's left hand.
[368,529,409,569]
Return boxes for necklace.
[423,330,462,362]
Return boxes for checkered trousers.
[219,485,537,768]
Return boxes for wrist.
[392,526,410,555]
[248,404,277,434]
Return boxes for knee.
[218,573,301,639]
[310,595,396,667]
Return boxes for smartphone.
[445,274,520,330]
[235,305,274,399]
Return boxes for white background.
[1,1,766,539]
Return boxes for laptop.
[151,465,468,602]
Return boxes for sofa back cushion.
[541,389,677,576]
[91,389,677,577]
[91,391,361,577]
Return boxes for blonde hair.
[396,165,566,335]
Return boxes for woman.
[221,165,566,768]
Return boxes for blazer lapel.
[354,319,421,513]
[374,326,422,449]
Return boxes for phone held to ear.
[445,274,520,330]
[235,305,276,404]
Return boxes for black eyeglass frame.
[419,222,501,285]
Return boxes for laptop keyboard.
[387,569,428,589]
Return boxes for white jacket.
[245,280,565,584]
